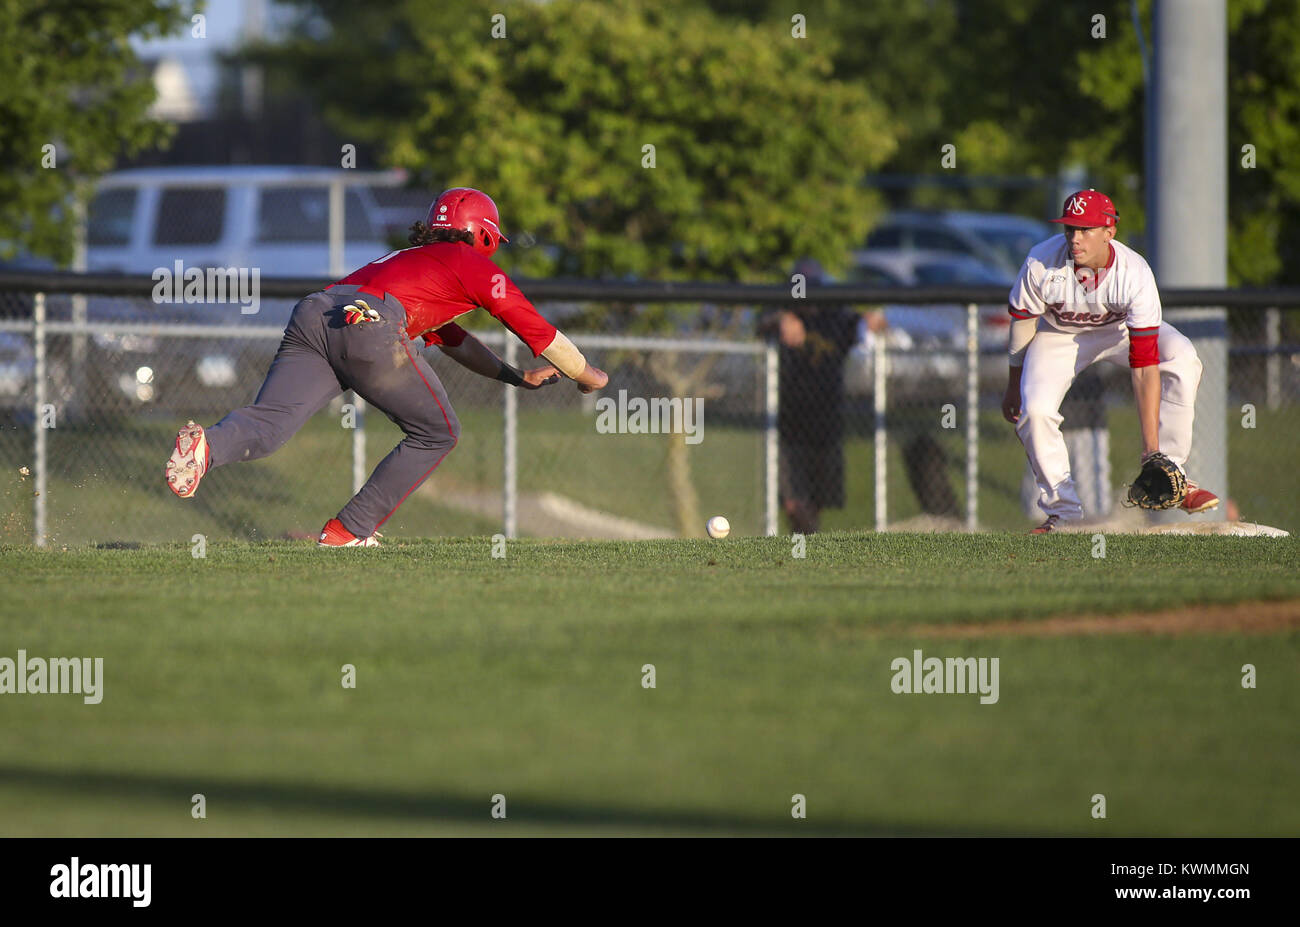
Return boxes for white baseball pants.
[1017,322,1203,520]
[1021,427,1111,520]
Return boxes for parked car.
[85,165,402,279]
[842,252,1013,396]
[862,210,1052,278]
[81,165,409,414]
[0,252,76,420]
[939,211,1055,275]
[849,250,1012,350]
[0,332,34,404]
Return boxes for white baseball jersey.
[1008,235,1161,335]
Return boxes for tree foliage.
[0,0,193,264]
[710,0,1300,283]
[1225,0,1300,283]
[259,0,896,282]
[758,1,1288,286]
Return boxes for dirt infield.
[901,599,1300,638]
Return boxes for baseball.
[706,515,730,539]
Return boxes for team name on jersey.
[1048,307,1126,326]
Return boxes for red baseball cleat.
[165,421,209,498]
[1030,515,1060,534]
[1181,484,1220,515]
[317,517,382,548]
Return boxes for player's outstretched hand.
[1001,383,1021,424]
[575,363,609,394]
[521,365,562,389]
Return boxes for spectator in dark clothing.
[761,259,862,534]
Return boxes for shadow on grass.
[0,763,1033,836]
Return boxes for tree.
[259,0,896,283]
[1225,0,1300,284]
[704,0,959,197]
[0,1,193,264]
[714,0,1300,284]
[990,0,1300,286]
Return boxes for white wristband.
[541,330,588,379]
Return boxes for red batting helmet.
[426,188,508,257]
[1051,189,1119,228]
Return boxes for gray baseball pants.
[205,285,460,538]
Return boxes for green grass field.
[1,533,1296,836]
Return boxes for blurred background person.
[761,258,862,534]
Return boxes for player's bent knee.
[427,413,460,450]
[404,414,459,452]
[1019,402,1061,424]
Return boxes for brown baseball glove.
[1123,452,1188,510]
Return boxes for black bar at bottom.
[0,836,1284,915]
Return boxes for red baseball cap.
[1051,189,1119,227]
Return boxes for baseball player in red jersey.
[1001,189,1219,533]
[164,188,609,546]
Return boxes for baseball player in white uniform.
[1001,189,1220,533]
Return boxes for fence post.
[764,343,778,536]
[1266,307,1280,411]
[873,328,887,532]
[351,396,366,496]
[328,181,367,496]
[965,303,979,531]
[503,337,519,539]
[72,199,88,411]
[33,292,47,547]
[328,180,345,278]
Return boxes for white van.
[78,166,420,413]
[85,165,410,279]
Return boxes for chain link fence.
[2,274,1297,545]
[822,302,1300,533]
[0,285,774,545]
